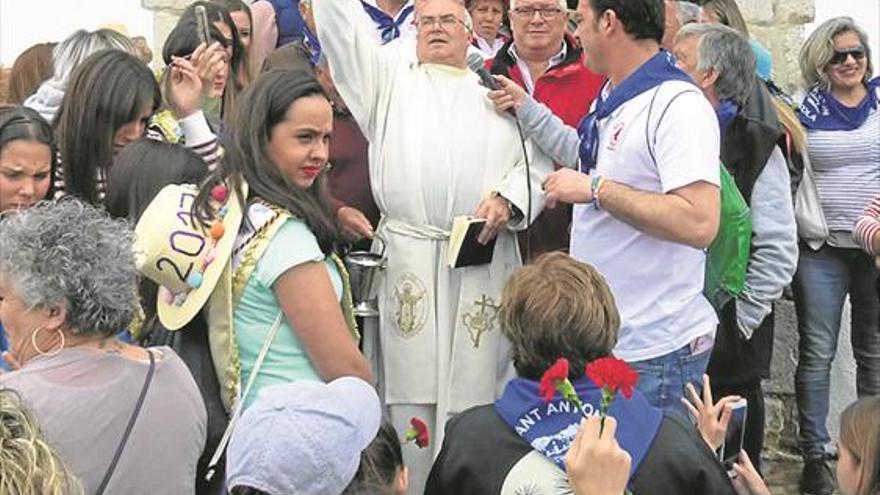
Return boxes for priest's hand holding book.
[474,193,515,245]
[446,194,518,269]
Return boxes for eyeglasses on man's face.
[415,15,469,31]
[829,46,866,65]
[510,5,565,20]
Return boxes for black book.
[446,216,496,268]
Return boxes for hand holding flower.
[565,416,632,495]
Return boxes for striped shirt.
[53,110,221,203]
[853,194,880,255]
[807,107,880,233]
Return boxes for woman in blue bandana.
[425,253,735,495]
[794,16,880,495]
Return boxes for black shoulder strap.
[95,349,156,495]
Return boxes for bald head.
[415,0,473,68]
[415,0,466,10]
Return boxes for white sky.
[1,0,878,80]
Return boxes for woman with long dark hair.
[212,0,255,83]
[56,47,215,204]
[53,49,160,204]
[191,68,372,410]
[162,2,248,129]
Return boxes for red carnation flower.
[586,357,640,433]
[539,357,570,402]
[403,417,429,449]
[539,358,587,415]
[586,357,639,399]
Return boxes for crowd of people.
[0,0,877,494]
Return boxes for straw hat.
[134,181,245,330]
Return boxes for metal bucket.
[344,236,386,317]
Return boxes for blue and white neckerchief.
[577,50,694,172]
[360,1,415,45]
[303,26,322,67]
[798,77,880,131]
[495,377,663,478]
[715,99,740,136]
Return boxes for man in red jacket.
[487,0,603,261]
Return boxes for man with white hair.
[487,0,603,260]
[313,0,552,491]
[673,22,797,473]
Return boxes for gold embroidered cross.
[463,294,500,348]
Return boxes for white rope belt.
[383,219,451,241]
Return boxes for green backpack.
[704,164,752,311]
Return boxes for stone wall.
[141,0,196,68]
[0,68,10,105]
[739,0,816,93]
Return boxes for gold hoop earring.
[31,326,65,358]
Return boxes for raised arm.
[312,0,396,138]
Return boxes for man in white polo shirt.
[541,0,721,417]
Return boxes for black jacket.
[426,405,736,495]
[708,81,786,385]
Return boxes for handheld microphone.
[466,52,501,91]
[465,53,534,261]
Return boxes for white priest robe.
[314,0,551,453]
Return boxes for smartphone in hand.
[195,5,211,45]
[720,398,748,477]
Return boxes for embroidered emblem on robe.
[501,450,571,495]
[462,294,500,348]
[392,273,427,338]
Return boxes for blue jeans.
[0,323,8,372]
[628,343,713,419]
[793,244,880,458]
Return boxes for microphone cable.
[513,113,532,262]
[467,52,533,262]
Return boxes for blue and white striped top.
[807,106,880,233]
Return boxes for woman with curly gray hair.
[0,200,206,495]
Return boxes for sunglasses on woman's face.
[829,46,866,65]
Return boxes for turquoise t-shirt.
[234,217,343,408]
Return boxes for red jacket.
[487,35,603,128]
[487,36,604,260]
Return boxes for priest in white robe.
[314,0,551,489]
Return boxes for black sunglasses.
[829,46,866,65]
